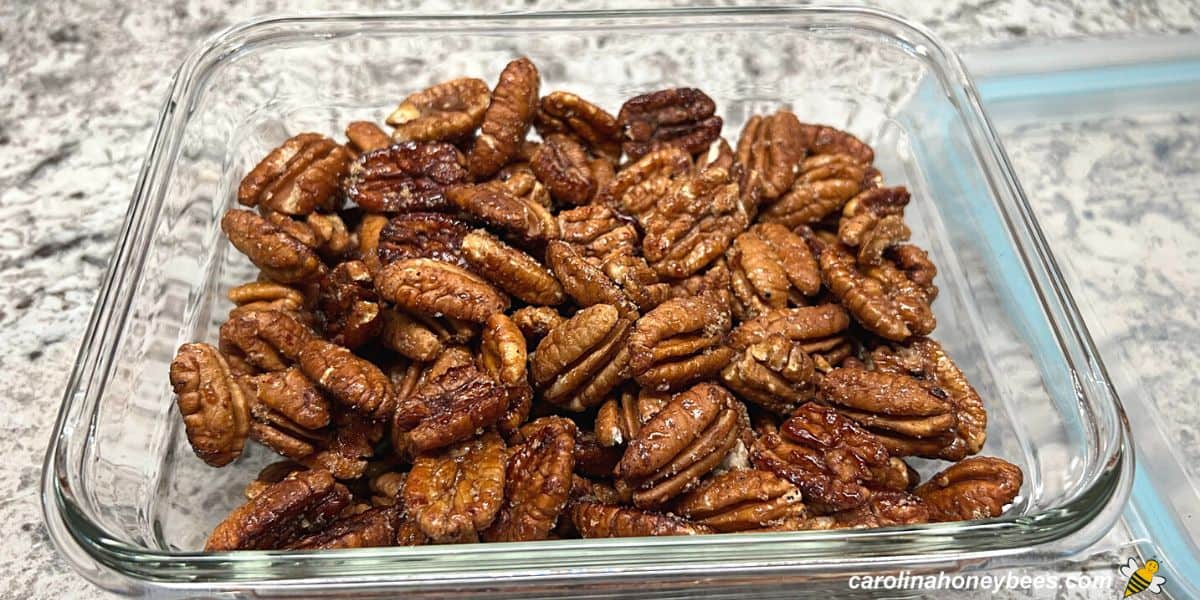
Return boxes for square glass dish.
[42,7,1132,597]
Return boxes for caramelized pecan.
[219,309,314,373]
[556,204,639,264]
[288,505,403,549]
[618,88,723,160]
[545,240,639,318]
[316,260,382,349]
[570,500,713,537]
[297,339,394,421]
[736,110,806,201]
[379,307,474,362]
[345,121,392,153]
[797,122,874,164]
[480,314,533,437]
[727,223,821,320]
[404,432,507,543]
[605,146,692,219]
[510,305,564,342]
[376,258,510,324]
[205,469,351,551]
[483,417,577,541]
[629,294,733,391]
[387,77,491,143]
[531,304,633,412]
[758,154,871,228]
[393,349,508,453]
[237,133,351,215]
[820,243,935,341]
[221,209,325,284]
[376,212,471,270]
[468,58,540,178]
[595,388,668,448]
[535,91,621,160]
[344,141,468,213]
[169,343,251,467]
[914,457,1022,522]
[672,469,806,532]
[531,134,596,205]
[640,166,749,279]
[721,333,816,415]
[462,229,564,305]
[446,183,559,243]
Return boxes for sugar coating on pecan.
[237,133,351,216]
[219,309,314,373]
[640,166,749,279]
[446,183,559,243]
[629,294,733,391]
[556,204,639,264]
[376,258,510,324]
[531,134,596,205]
[483,416,577,541]
[462,229,564,305]
[298,339,394,421]
[468,58,540,178]
[671,469,806,532]
[376,212,472,270]
[387,77,491,143]
[205,469,351,551]
[531,304,633,412]
[721,332,817,415]
[404,432,507,543]
[344,141,468,213]
[736,110,806,202]
[393,348,508,454]
[221,209,325,284]
[169,343,251,467]
[819,243,935,341]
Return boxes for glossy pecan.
[483,417,577,541]
[758,154,872,228]
[531,304,633,412]
[316,260,382,349]
[219,309,314,373]
[671,469,806,532]
[446,183,559,243]
[535,91,621,160]
[468,57,540,178]
[629,294,733,391]
[573,428,625,479]
[376,258,510,324]
[556,204,639,264]
[227,281,309,320]
[727,223,821,320]
[368,470,407,507]
[838,186,912,265]
[297,339,394,421]
[387,77,491,143]
[480,313,533,437]
[828,490,930,528]
[510,305,564,342]
[617,88,723,160]
[595,388,668,448]
[345,121,392,153]
[914,457,1022,522]
[668,260,733,307]
[169,343,251,467]
[301,212,354,259]
[379,308,475,363]
[601,253,671,313]
[820,243,935,341]
[243,461,305,501]
[356,214,390,274]
[393,348,508,454]
[640,166,750,279]
[729,304,851,357]
[545,240,639,318]
[237,133,351,215]
[221,209,325,284]
[403,432,507,543]
[288,505,403,549]
[344,141,468,213]
[614,383,746,507]
[797,122,874,164]
[721,332,816,415]
[736,110,806,202]
[376,212,472,270]
[570,500,713,537]
[605,146,692,219]
[531,134,596,205]
[462,229,564,305]
[205,469,351,551]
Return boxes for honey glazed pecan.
[237,133,351,216]
[387,77,491,143]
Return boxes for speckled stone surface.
[2,0,1198,598]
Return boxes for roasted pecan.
[629,294,733,391]
[595,388,668,447]
[302,212,354,259]
[462,229,564,305]
[244,367,332,431]
[570,500,713,537]
[605,146,693,219]
[244,461,305,500]
[751,403,898,513]
[797,122,874,164]
[601,253,671,313]
[316,260,382,349]
[838,187,912,263]
[297,339,394,421]
[446,183,558,243]
[531,134,596,205]
[557,205,639,264]
[393,349,508,453]
[288,505,403,549]
[482,417,577,541]
[403,432,507,543]
[387,77,491,143]
[671,469,805,532]
[376,258,510,324]
[531,304,633,412]
[727,223,821,320]
[614,383,746,507]
[219,309,314,372]
[668,260,732,307]
[379,308,475,362]
[891,243,938,296]
[729,304,850,355]
[736,110,806,201]
[510,305,564,342]
[345,121,392,153]
[369,470,407,507]
[829,490,930,528]
[570,475,624,505]
[221,209,325,284]
[640,166,749,279]
[617,88,723,160]
[914,457,1022,522]
[721,332,816,414]
[481,313,533,437]
[169,343,251,467]
[227,281,308,319]
[758,154,871,228]
[344,141,468,213]
[491,164,552,209]
[356,214,389,274]
[468,58,540,178]
[376,212,471,270]
[573,429,625,479]
[545,240,639,318]
[205,469,351,550]
[535,91,621,160]
[820,243,935,341]
[237,133,351,215]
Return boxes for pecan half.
[729,304,850,354]
[297,339,394,421]
[227,281,308,320]
[629,294,733,391]
[618,88,723,160]
[244,461,305,501]
[344,141,468,213]
[531,134,596,205]
[481,313,533,437]
[570,500,713,537]
[379,307,474,362]
[535,91,621,160]
[219,309,314,373]
[387,77,491,143]
[356,214,389,274]
[468,57,540,178]
[829,490,930,528]
[169,343,251,467]
[545,240,639,318]
[601,253,671,313]
[727,223,821,320]
[914,457,1022,522]
[345,121,392,153]
[556,204,639,264]
[237,133,351,215]
[641,166,749,279]
[721,333,816,415]
[531,304,633,412]
[614,383,746,507]
[462,229,564,305]
[404,432,507,543]
[393,349,508,453]
[376,212,471,270]
[376,258,510,324]
[244,366,332,431]
[288,505,403,549]
[758,154,871,228]
[671,469,806,532]
[797,122,874,164]
[736,110,806,201]
[605,146,692,219]
[205,469,351,550]
[483,417,577,541]
[838,186,912,265]
[510,305,564,342]
[316,260,382,349]
[595,388,668,448]
[221,209,325,284]
[820,243,935,341]
[446,183,559,243]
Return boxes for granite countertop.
[2,0,1198,598]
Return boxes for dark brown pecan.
[481,313,533,437]
[403,432,507,543]
[545,240,639,318]
[379,308,475,362]
[797,122,874,164]
[376,212,472,270]
[221,209,325,284]
[243,461,305,501]
[535,91,621,160]
[570,500,713,537]
[531,304,633,412]
[316,261,382,349]
[828,490,930,528]
[483,417,577,541]
[298,339,394,421]
[629,294,733,391]
[820,243,935,341]
[344,141,468,213]
[614,383,746,507]
[205,469,351,550]
[570,475,624,505]
[510,305,564,342]
[605,146,693,219]
[531,134,596,205]
[573,429,625,479]
[758,154,871,228]
[393,349,508,454]
[169,343,251,467]
[219,309,314,373]
[617,88,723,160]
[345,121,392,153]
[727,223,821,320]
[376,258,510,324]
[387,77,491,143]
[557,204,639,264]
[237,133,351,215]
[468,58,540,178]
[595,388,668,448]
[914,457,1022,522]
[751,403,897,513]
[736,110,806,202]
[462,229,564,305]
[641,166,750,279]
[721,333,816,415]
[671,469,806,532]
[446,183,558,243]
[288,505,403,549]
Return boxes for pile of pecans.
[171,57,1023,551]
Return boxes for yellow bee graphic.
[1120,557,1166,597]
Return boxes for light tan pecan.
[629,294,733,391]
[344,141,469,213]
[446,183,559,243]
[297,339,394,421]
[671,469,806,532]
[387,77,491,143]
[617,88,723,160]
[758,154,872,228]
[376,258,510,324]
[205,469,351,550]
[468,58,540,178]
[819,243,935,341]
[219,309,314,373]
[914,457,1022,522]
[570,500,714,537]
[169,343,251,467]
[221,209,325,284]
[736,110,806,202]
[403,432,507,543]
[483,417,577,541]
[600,253,672,313]
[838,186,912,265]
[345,121,392,153]
[729,304,851,358]
[227,281,309,320]
[531,304,633,412]
[393,348,508,454]
[379,307,474,362]
[556,204,639,264]
[535,91,621,160]
[721,332,816,415]
[237,133,351,215]
[727,223,821,320]
[462,229,564,305]
[356,214,390,275]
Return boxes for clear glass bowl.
[42,7,1132,597]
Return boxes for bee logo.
[1120,557,1166,597]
